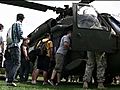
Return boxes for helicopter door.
[71,3,117,52]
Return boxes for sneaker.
[83,81,88,89]
[56,82,60,86]
[5,78,8,82]
[11,82,17,87]
[43,81,48,85]
[48,79,54,86]
[116,80,120,85]
[98,83,105,89]
[111,82,116,85]
[7,82,17,87]
[31,80,36,84]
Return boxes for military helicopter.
[1,0,120,83]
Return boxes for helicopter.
[1,0,120,83]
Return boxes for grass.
[0,72,120,90]
[0,80,82,90]
[0,79,120,90]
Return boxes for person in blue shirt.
[5,13,25,87]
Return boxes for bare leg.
[57,72,61,83]
[43,71,48,82]
[48,69,57,86]
[31,69,39,84]
[51,69,57,80]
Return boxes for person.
[48,29,72,86]
[0,24,4,67]
[83,51,107,89]
[5,13,25,86]
[31,33,53,85]
[19,38,30,82]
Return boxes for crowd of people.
[0,13,115,90]
[0,13,73,87]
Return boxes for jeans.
[0,53,3,67]
[5,47,20,83]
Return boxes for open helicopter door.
[72,3,117,52]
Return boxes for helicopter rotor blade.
[0,0,56,12]
[80,0,95,3]
[0,0,95,13]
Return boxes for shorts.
[54,53,64,73]
[37,55,50,71]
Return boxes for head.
[45,33,51,39]
[0,23,4,32]
[16,13,25,22]
[66,25,72,37]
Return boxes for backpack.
[38,40,49,55]
[6,27,13,45]
[6,23,18,45]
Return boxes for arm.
[16,23,23,39]
[22,45,29,60]
[63,36,70,49]
[64,41,70,49]
[49,41,53,60]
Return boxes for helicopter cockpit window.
[109,17,120,34]
[77,5,102,29]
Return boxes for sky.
[0,1,120,41]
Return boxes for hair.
[66,25,73,34]
[17,13,25,21]
[45,33,50,37]
[0,24,4,30]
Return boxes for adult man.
[83,51,107,89]
[5,13,25,86]
[48,29,72,86]
[0,24,4,67]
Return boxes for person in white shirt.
[0,24,4,68]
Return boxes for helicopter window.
[77,5,102,29]
[109,17,120,33]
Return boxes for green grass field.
[0,79,120,90]
[0,69,120,90]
